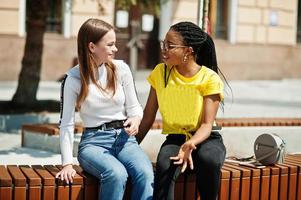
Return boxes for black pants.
[154,132,226,200]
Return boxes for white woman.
[56,18,154,200]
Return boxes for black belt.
[85,120,126,131]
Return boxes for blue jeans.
[78,128,154,200]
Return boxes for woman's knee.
[197,141,225,167]
[156,147,178,172]
[196,150,224,171]
[132,167,154,185]
[129,157,153,179]
[156,155,172,173]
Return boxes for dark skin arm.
[170,94,221,172]
[137,87,158,144]
[189,94,221,144]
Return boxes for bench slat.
[55,165,83,186]
[215,118,301,127]
[0,187,12,200]
[174,177,184,200]
[72,165,98,200]
[44,165,69,200]
[258,167,270,200]
[222,165,241,200]
[284,158,301,200]
[31,165,55,186]
[19,165,41,186]
[275,164,288,200]
[7,165,26,187]
[218,168,230,200]
[14,187,26,200]
[22,124,59,135]
[55,165,84,200]
[267,166,280,200]
[7,165,27,200]
[0,166,12,187]
[0,167,13,200]
[19,165,42,200]
[31,165,55,200]
[279,163,298,200]
[184,173,197,200]
[224,163,251,200]
[22,123,83,136]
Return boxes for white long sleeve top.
[59,60,143,166]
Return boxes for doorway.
[114,4,160,70]
[209,0,228,39]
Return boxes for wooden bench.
[21,118,301,158]
[21,117,301,146]
[21,118,301,136]
[1,154,301,200]
[17,118,301,199]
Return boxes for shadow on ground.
[0,100,60,114]
[0,146,59,158]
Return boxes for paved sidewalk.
[1,78,301,118]
[0,132,64,165]
[0,77,301,165]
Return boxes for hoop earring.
[183,55,188,62]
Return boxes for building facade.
[0,0,300,80]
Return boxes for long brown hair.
[77,18,117,109]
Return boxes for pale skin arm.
[137,87,158,144]
[123,116,141,136]
[170,94,221,173]
[55,164,76,184]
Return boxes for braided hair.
[170,21,218,73]
[170,21,232,107]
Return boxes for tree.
[12,0,48,106]
[0,0,52,113]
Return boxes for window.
[209,0,228,39]
[46,0,62,33]
[25,0,62,34]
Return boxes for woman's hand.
[124,116,141,136]
[170,141,197,173]
[55,164,76,184]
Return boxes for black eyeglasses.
[160,41,188,51]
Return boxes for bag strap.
[164,64,174,88]
[255,147,280,162]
